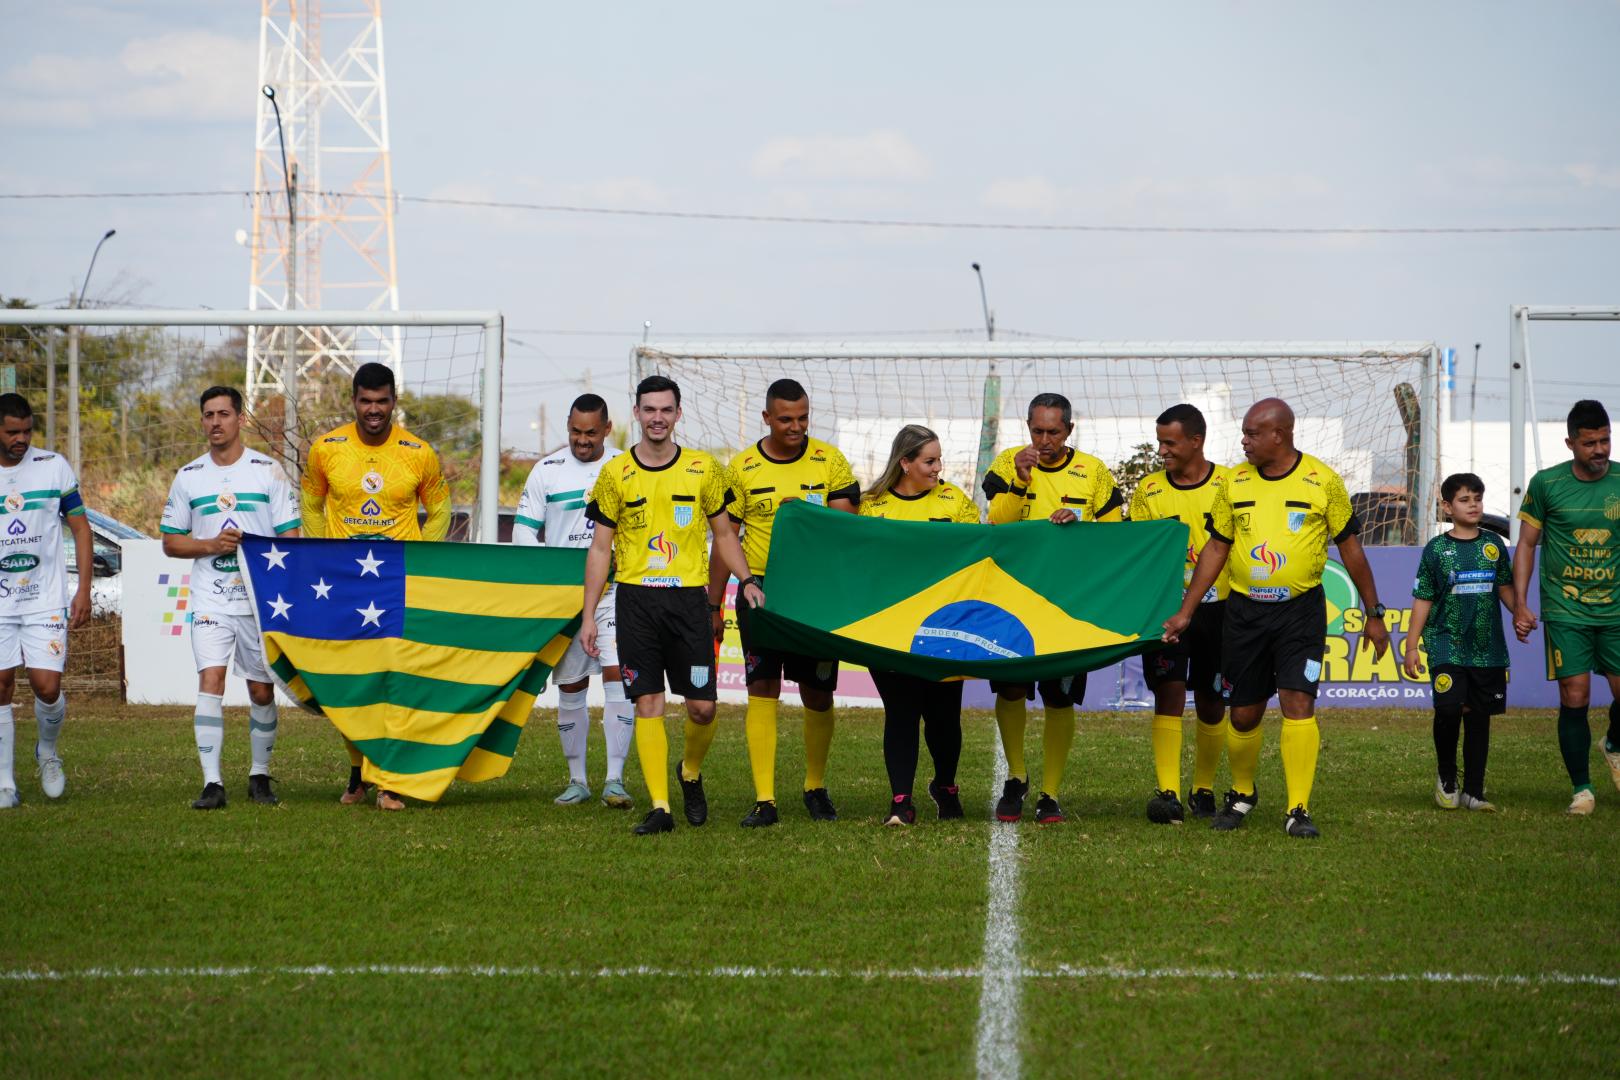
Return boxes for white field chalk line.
[2,964,1615,987]
[974,751,1023,1079]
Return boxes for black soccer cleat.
[632,807,675,835]
[1284,805,1321,839]
[1187,787,1218,819]
[802,787,838,822]
[995,776,1029,822]
[677,770,708,826]
[247,774,280,806]
[1211,788,1257,831]
[883,794,917,826]
[741,800,779,828]
[928,779,964,820]
[1034,792,1066,824]
[1146,789,1185,825]
[191,782,227,810]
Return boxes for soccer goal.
[1508,305,1620,542]
[634,339,1444,541]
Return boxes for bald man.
[1164,398,1390,838]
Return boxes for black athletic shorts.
[735,577,839,692]
[988,672,1088,710]
[1431,665,1507,717]
[1144,600,1225,696]
[1221,586,1327,708]
[615,584,716,701]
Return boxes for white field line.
[974,751,1023,1079]
[2,964,1615,987]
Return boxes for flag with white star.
[239,536,586,802]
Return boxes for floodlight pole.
[1468,342,1480,473]
[264,84,300,479]
[971,263,1001,510]
[67,228,116,476]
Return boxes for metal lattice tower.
[246,0,402,410]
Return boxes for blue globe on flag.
[910,600,1034,661]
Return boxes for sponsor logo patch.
[210,554,239,572]
[360,499,382,517]
[0,553,39,573]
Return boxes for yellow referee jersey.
[982,447,1122,524]
[728,436,860,577]
[586,446,734,587]
[860,481,982,523]
[1130,462,1233,602]
[1209,451,1357,601]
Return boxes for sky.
[3,0,1618,455]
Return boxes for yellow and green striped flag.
[240,536,585,802]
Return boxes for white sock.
[603,681,634,783]
[0,704,14,790]
[34,692,65,759]
[195,693,225,786]
[557,689,589,784]
[249,700,278,776]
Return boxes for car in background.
[66,509,147,617]
[1351,490,1513,546]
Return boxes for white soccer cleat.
[1458,792,1496,812]
[1434,775,1459,810]
[36,747,65,800]
[1567,788,1596,816]
[1602,738,1620,793]
[0,788,18,809]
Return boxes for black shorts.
[1431,665,1507,717]
[735,579,839,692]
[1222,587,1327,708]
[615,585,716,701]
[988,673,1088,709]
[1144,600,1225,695]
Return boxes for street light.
[67,228,116,474]
[263,84,300,474]
[970,262,1001,515]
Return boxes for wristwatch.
[707,603,722,613]
[1367,602,1387,619]
[741,575,762,590]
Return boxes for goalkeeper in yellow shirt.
[980,392,1122,824]
[301,362,451,810]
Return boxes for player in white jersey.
[160,387,300,810]
[0,394,92,810]
[513,394,636,809]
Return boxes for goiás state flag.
[749,500,1186,681]
[240,535,584,802]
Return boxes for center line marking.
[974,750,1022,1080]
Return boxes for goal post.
[1508,305,1620,542]
[634,339,1444,543]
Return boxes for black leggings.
[872,671,964,798]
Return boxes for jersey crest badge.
[808,493,825,506]
[362,471,384,495]
[689,666,710,689]
[1607,495,1620,522]
[1287,510,1306,533]
[4,493,23,513]
[217,491,237,512]
[673,504,694,528]
[1302,659,1321,683]
[1482,541,1501,561]
[1435,672,1453,693]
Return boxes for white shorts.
[0,609,68,672]
[190,611,272,684]
[555,587,619,685]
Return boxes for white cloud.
[750,130,931,182]
[981,175,1061,214]
[1565,163,1620,190]
[4,31,257,128]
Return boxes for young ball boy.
[1404,473,1513,811]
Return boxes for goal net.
[635,340,1441,542]
[0,308,502,695]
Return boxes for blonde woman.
[860,425,981,825]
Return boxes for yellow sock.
[681,717,718,782]
[345,738,364,767]
[1192,716,1228,792]
[1041,705,1075,796]
[635,716,670,811]
[1228,723,1263,797]
[1151,714,1182,794]
[1280,716,1320,813]
[745,696,778,803]
[802,706,835,791]
[994,696,1028,782]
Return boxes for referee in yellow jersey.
[1165,398,1390,838]
[580,375,762,836]
[710,379,859,827]
[981,392,1122,824]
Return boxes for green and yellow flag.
[240,536,584,801]
[751,501,1186,681]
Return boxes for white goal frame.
[1508,305,1620,542]
[634,339,1445,541]
[0,308,505,542]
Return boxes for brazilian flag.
[240,536,583,802]
[751,501,1186,681]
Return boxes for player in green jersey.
[1512,399,1620,815]
[1405,473,1512,811]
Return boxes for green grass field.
[2,701,1617,1077]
